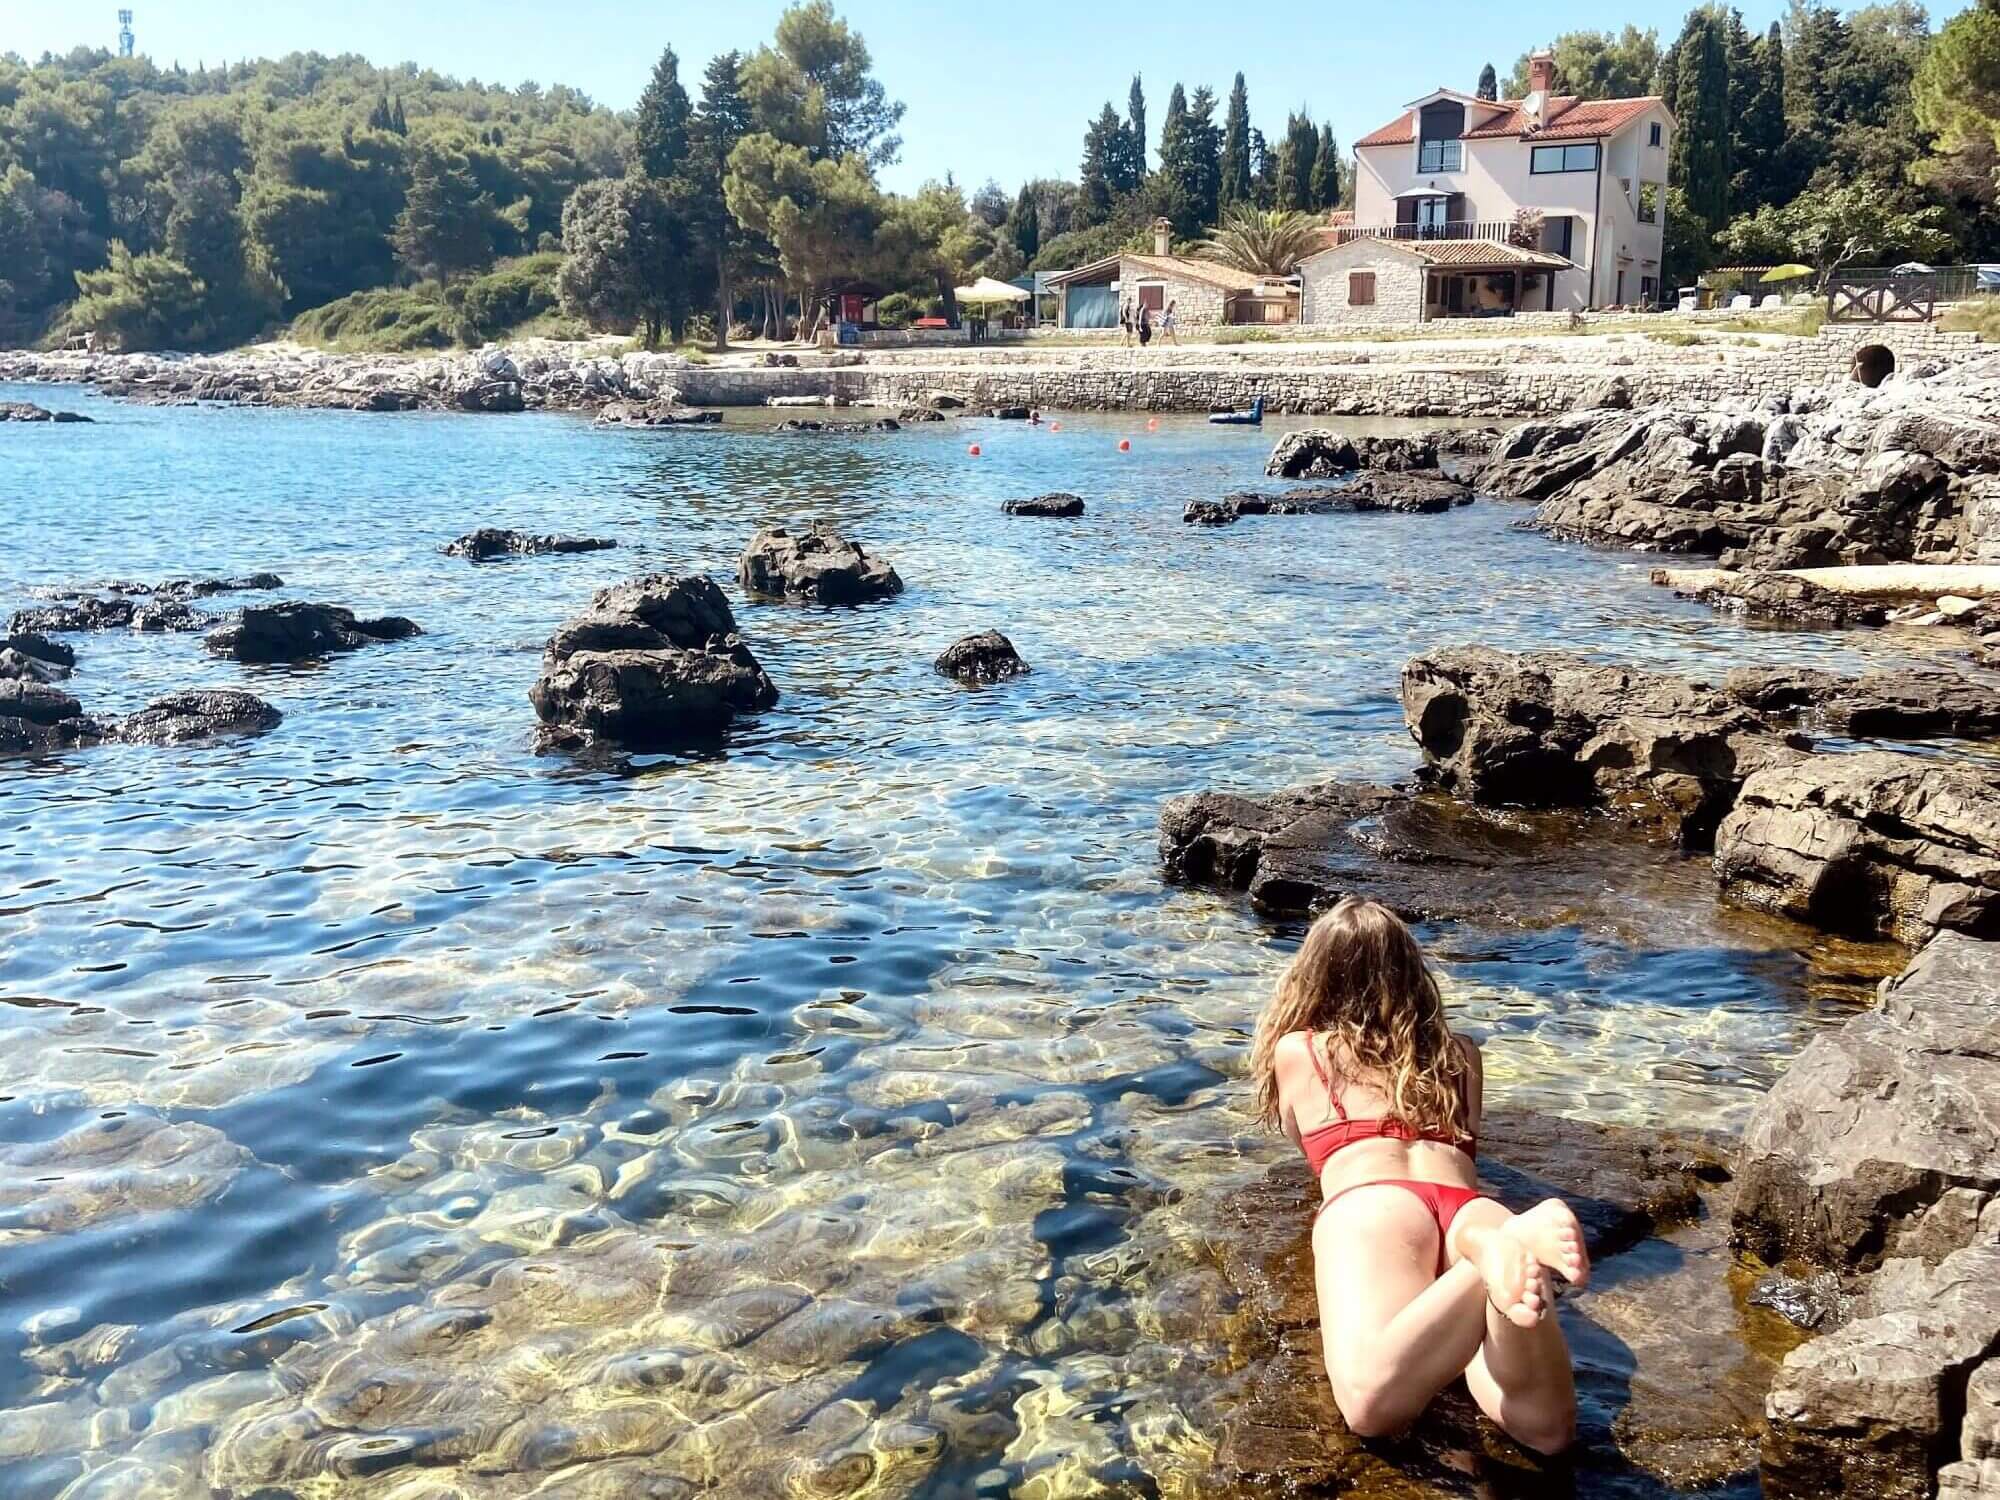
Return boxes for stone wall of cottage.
[1120,266,1229,328]
[1299,246,1425,327]
[681,324,1986,417]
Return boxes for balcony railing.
[1338,220,1528,246]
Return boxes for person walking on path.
[1160,298,1178,344]
[1137,303,1153,348]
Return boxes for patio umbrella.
[1760,264,1815,282]
[953,275,1031,306]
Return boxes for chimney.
[1152,216,1172,257]
[1527,50,1555,98]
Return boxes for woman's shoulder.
[1451,1031,1485,1072]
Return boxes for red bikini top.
[1294,1030,1476,1176]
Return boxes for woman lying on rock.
[1252,897,1586,1455]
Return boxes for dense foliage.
[6,1,1999,349]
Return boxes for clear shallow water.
[0,385,1928,1497]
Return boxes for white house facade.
[1318,52,1674,322]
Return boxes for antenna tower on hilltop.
[118,10,135,58]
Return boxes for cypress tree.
[390,96,407,135]
[1012,183,1040,259]
[1310,122,1339,209]
[633,45,692,180]
[1219,72,1252,209]
[1080,103,1124,221]
[1477,62,1498,101]
[1276,111,1317,212]
[1732,21,1787,211]
[1127,75,1147,176]
[1670,8,1733,231]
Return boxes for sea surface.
[0,385,1937,1497]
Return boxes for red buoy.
[1117,438,1131,452]
[967,444,981,456]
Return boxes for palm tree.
[1198,207,1324,276]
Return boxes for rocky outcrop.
[10,596,137,633]
[592,400,720,426]
[1265,427,1498,479]
[774,416,899,433]
[205,602,421,662]
[129,599,214,632]
[0,680,106,753]
[1713,753,2000,944]
[11,575,283,635]
[1187,475,1471,525]
[1763,1237,2000,1500]
[115,689,283,745]
[441,529,618,561]
[1656,568,1893,626]
[528,573,778,751]
[934,630,1028,684]
[1,632,74,683]
[1481,353,2000,567]
[737,525,903,605]
[1346,471,1474,511]
[1,400,91,422]
[1002,493,1085,517]
[1735,932,2000,1270]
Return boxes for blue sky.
[12,2,1970,194]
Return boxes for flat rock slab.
[0,401,91,422]
[115,689,283,745]
[1002,493,1084,517]
[1186,474,1470,526]
[738,525,904,606]
[934,630,1028,684]
[593,401,721,426]
[442,529,618,561]
[206,602,420,662]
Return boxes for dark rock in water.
[1002,493,1084,517]
[1351,429,1501,473]
[738,525,903,605]
[1345,471,1473,512]
[1721,662,2000,739]
[455,380,525,414]
[1750,1271,1844,1331]
[991,405,1030,420]
[1,632,75,683]
[1183,499,1241,526]
[441,528,619,561]
[896,405,946,423]
[529,573,777,751]
[774,417,900,433]
[0,679,107,753]
[1264,430,1359,479]
[1713,751,2000,944]
[3,631,74,670]
[1192,475,1470,525]
[9,596,135,633]
[1401,646,1810,844]
[115,689,282,744]
[1735,932,2000,1272]
[1762,1237,2000,1500]
[205,602,421,662]
[1,400,92,423]
[593,400,721,427]
[130,599,214,633]
[927,392,966,411]
[152,573,284,600]
[934,630,1027,684]
[1656,569,1892,627]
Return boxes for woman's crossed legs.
[1311,1185,1583,1455]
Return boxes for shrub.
[291,286,462,351]
[454,252,562,341]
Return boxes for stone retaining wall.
[682,325,1985,416]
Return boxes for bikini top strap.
[1303,1032,1347,1122]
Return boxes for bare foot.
[1506,1198,1591,1290]
[1458,1219,1543,1328]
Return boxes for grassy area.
[1940,297,2000,342]
[289,254,588,352]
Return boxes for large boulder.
[205,602,421,662]
[1762,1238,2000,1500]
[1714,754,2000,945]
[528,573,777,751]
[1734,932,2000,1271]
[0,400,91,422]
[1264,430,1358,478]
[10,596,135,633]
[0,632,74,684]
[934,630,1028,684]
[0,679,107,753]
[115,690,283,745]
[737,525,903,605]
[1400,647,1808,844]
[1002,493,1085,517]
[592,400,720,427]
[1187,475,1470,526]
[441,528,618,561]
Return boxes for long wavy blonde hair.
[1251,897,1471,1136]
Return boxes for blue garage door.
[1064,284,1119,328]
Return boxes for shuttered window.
[1349,272,1376,306]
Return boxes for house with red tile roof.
[1301,52,1673,326]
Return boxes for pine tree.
[1127,75,1148,176]
[1310,123,1339,209]
[691,49,751,348]
[1250,127,1277,208]
[1080,103,1124,222]
[1219,72,1252,210]
[368,93,393,131]
[1275,111,1317,212]
[633,45,692,180]
[1670,8,1734,231]
[1477,63,1499,101]
[389,96,407,135]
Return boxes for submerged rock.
[1002,493,1084,517]
[1749,1271,1845,1331]
[1714,753,2000,945]
[737,525,903,605]
[205,602,420,662]
[529,572,777,751]
[934,630,1027,684]
[0,400,91,422]
[1656,568,1893,626]
[442,528,619,561]
[10,597,136,633]
[115,690,282,745]
[129,599,213,633]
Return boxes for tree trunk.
[643,314,661,349]
[936,272,960,328]
[714,247,732,352]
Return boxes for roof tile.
[1358,95,1661,148]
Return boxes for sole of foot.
[1507,1198,1591,1291]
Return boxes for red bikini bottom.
[1315,1180,1488,1274]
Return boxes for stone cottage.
[1047,219,1292,330]
[1298,236,1574,327]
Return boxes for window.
[1531,142,1599,174]
[1638,183,1661,225]
[1541,214,1574,260]
[1137,283,1165,312]
[1640,275,1658,303]
[1418,139,1463,173]
[1649,122,1663,147]
[1349,271,1376,306]
[1415,195,1451,232]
